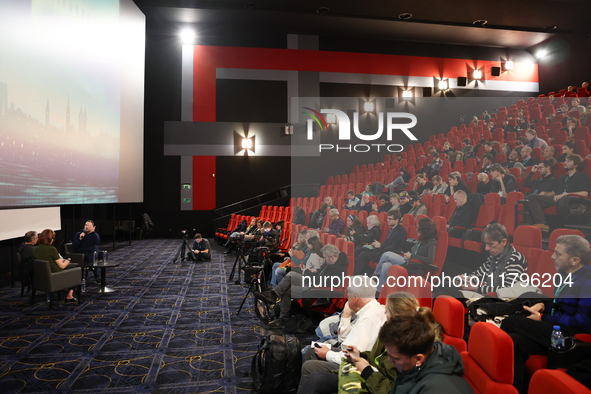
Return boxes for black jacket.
[449,203,473,228]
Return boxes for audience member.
[372,194,392,213]
[18,231,38,261]
[323,208,345,235]
[445,172,471,200]
[476,172,491,195]
[188,233,211,262]
[489,163,519,199]
[344,190,360,209]
[347,214,381,248]
[384,168,411,194]
[522,159,558,197]
[557,140,575,163]
[503,149,520,168]
[442,141,453,155]
[270,229,310,287]
[561,117,578,138]
[407,195,428,218]
[526,129,548,150]
[414,174,434,195]
[310,203,329,229]
[354,209,407,276]
[460,139,473,155]
[355,193,374,215]
[374,217,437,292]
[427,175,448,195]
[398,192,412,215]
[362,184,375,196]
[501,235,591,393]
[543,145,555,160]
[525,154,591,232]
[389,193,400,210]
[514,146,539,176]
[447,190,473,229]
[480,153,493,172]
[484,142,498,160]
[428,152,443,176]
[571,98,586,116]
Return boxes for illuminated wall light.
[402,90,413,99]
[535,49,548,59]
[180,28,196,44]
[438,79,448,90]
[242,138,252,150]
[364,101,374,112]
[326,113,337,124]
[504,60,514,70]
[473,69,482,79]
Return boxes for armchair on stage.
[30,259,82,308]
[64,242,86,278]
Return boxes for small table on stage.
[90,262,120,294]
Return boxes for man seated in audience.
[343,190,359,209]
[355,193,374,215]
[297,276,386,391]
[476,173,491,195]
[516,114,529,131]
[482,110,490,122]
[354,209,407,275]
[188,233,211,262]
[561,117,578,138]
[514,146,539,176]
[73,220,101,282]
[398,191,412,215]
[571,98,586,116]
[479,153,494,172]
[503,118,516,137]
[503,149,520,168]
[383,168,411,194]
[426,175,448,195]
[428,152,443,176]
[488,163,519,199]
[376,315,473,393]
[526,129,548,150]
[461,138,474,156]
[407,195,428,218]
[441,223,527,302]
[558,140,575,163]
[18,231,38,261]
[445,172,471,202]
[543,145,556,161]
[447,190,473,230]
[361,184,374,196]
[558,104,570,120]
[501,234,591,393]
[414,174,434,195]
[372,194,392,213]
[428,145,437,156]
[323,208,345,235]
[254,244,348,329]
[526,153,591,232]
[515,137,527,151]
[522,159,558,197]
[484,142,498,160]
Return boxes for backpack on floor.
[251,334,301,394]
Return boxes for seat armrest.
[47,268,82,292]
[65,252,85,265]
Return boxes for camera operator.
[188,233,211,262]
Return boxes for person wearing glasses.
[33,229,78,303]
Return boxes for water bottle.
[46,292,50,303]
[93,251,98,267]
[551,325,565,351]
[81,278,86,293]
[103,251,108,264]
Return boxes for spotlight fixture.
[398,13,412,20]
[504,60,514,71]
[402,90,413,98]
[438,79,448,90]
[473,69,482,79]
[326,113,337,124]
[364,101,375,112]
[284,125,293,135]
[535,49,548,59]
[242,138,253,150]
[317,7,330,14]
[473,20,488,26]
[179,28,196,44]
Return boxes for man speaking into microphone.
[73,220,101,283]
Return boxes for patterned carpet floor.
[0,238,307,394]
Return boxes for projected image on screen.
[0,0,141,207]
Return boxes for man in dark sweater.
[447,190,473,229]
[522,159,558,197]
[73,220,101,282]
[526,154,591,232]
[502,149,520,168]
[18,231,38,261]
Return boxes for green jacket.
[359,339,397,394]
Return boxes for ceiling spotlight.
[364,101,375,112]
[438,79,449,91]
[317,7,330,14]
[472,20,488,27]
[402,90,413,98]
[473,69,482,79]
[398,13,412,20]
[179,28,196,44]
[504,60,514,70]
[242,138,253,150]
[535,49,548,59]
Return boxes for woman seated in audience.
[361,184,375,196]
[304,236,324,271]
[348,214,382,249]
[228,217,257,241]
[373,217,437,292]
[269,229,310,287]
[447,151,458,167]
[324,196,336,209]
[442,141,453,155]
[500,143,511,156]
[341,214,366,241]
[302,292,443,394]
[476,172,492,195]
[33,229,78,303]
[310,202,329,229]
[293,207,306,225]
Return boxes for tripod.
[173,237,196,264]
[228,238,251,284]
[236,250,272,317]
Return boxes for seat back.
[528,369,591,394]
[378,265,408,302]
[433,296,466,353]
[511,226,543,276]
[461,322,517,394]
